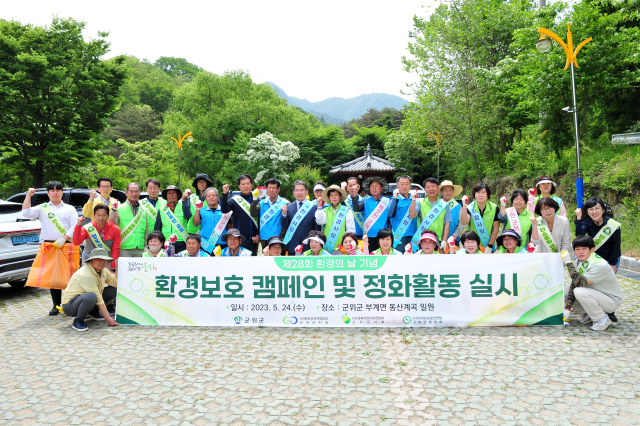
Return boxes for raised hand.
[461,195,469,206]
[560,250,572,264]
[170,233,178,243]
[222,184,230,194]
[252,188,260,198]
[341,181,347,190]
[500,195,507,207]
[574,207,582,220]
[295,244,303,253]
[410,190,418,200]
[263,247,269,256]
[282,205,288,216]
[195,200,203,210]
[528,188,536,197]
[77,215,85,225]
[112,201,118,210]
[362,234,369,245]
[27,188,36,197]
[89,189,97,200]
[404,243,413,254]
[182,189,191,201]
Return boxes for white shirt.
[22,201,78,241]
[315,205,356,234]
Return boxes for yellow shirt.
[62,264,117,306]
[82,196,118,219]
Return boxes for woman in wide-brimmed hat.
[527,175,567,217]
[315,185,355,253]
[156,185,188,253]
[439,180,464,242]
[349,176,391,252]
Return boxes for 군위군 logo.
[234,316,242,324]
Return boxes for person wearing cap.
[262,236,286,256]
[182,173,214,235]
[110,182,149,258]
[219,228,252,257]
[167,234,209,257]
[192,187,229,254]
[61,248,119,331]
[562,236,623,331]
[281,180,320,256]
[82,177,118,220]
[221,174,260,256]
[575,197,621,273]
[73,204,121,269]
[412,177,452,253]
[249,178,289,250]
[456,231,485,254]
[498,189,535,249]
[496,229,527,254]
[363,228,402,255]
[387,175,420,254]
[154,185,188,253]
[527,175,567,217]
[350,176,391,252]
[335,232,364,255]
[460,183,500,252]
[405,230,440,255]
[143,231,167,257]
[530,197,572,254]
[439,180,464,241]
[345,177,365,239]
[297,230,332,256]
[315,185,355,253]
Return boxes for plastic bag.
[26,242,80,290]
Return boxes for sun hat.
[496,229,523,248]
[439,180,463,197]
[86,248,114,262]
[535,177,557,187]
[221,228,245,242]
[418,232,440,246]
[303,236,325,246]
[161,185,183,200]
[322,185,348,204]
[192,173,214,190]
[266,236,286,251]
[362,176,389,196]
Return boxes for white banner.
[116,254,564,327]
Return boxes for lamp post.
[536,23,592,208]
[171,132,194,188]
[428,132,444,181]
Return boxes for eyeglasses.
[99,185,112,189]
[540,206,555,212]
[587,206,602,213]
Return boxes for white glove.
[393,189,399,199]
[500,196,507,207]
[195,200,203,210]
[483,248,492,254]
[440,240,447,251]
[563,309,571,324]
[112,201,118,210]
[184,189,192,196]
[560,250,572,264]
[341,182,347,190]
[461,195,469,206]
[404,243,413,254]
[409,189,417,200]
[447,236,456,247]
[53,237,67,248]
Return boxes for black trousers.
[50,289,62,308]
[367,237,380,253]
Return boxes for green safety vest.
[160,201,188,242]
[186,194,202,234]
[505,208,533,248]
[419,198,447,238]
[469,201,497,241]
[118,202,147,250]
[323,206,348,248]
[497,246,526,254]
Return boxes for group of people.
[21,172,623,332]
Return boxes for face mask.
[149,244,162,253]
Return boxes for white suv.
[0,201,41,288]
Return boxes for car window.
[6,194,26,204]
[69,191,90,209]
[33,193,51,206]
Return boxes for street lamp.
[171,132,193,188]
[536,23,592,208]
[427,132,444,181]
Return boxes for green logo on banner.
[403,316,412,324]
[342,314,351,324]
[234,316,242,324]
[274,256,386,271]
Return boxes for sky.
[2,0,430,102]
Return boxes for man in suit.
[281,180,320,256]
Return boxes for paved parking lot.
[1,274,639,426]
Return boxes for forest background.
[1,0,639,256]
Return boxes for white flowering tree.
[237,132,300,184]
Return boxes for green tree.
[154,56,203,80]
[103,104,162,142]
[0,17,127,187]
[119,56,178,114]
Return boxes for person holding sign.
[530,197,572,254]
[22,182,79,315]
[141,179,166,227]
[221,174,260,256]
[250,178,289,249]
[61,248,119,331]
[73,205,121,269]
[496,229,526,254]
[182,173,214,235]
[350,176,391,252]
[562,236,623,331]
[143,231,167,257]
[281,180,320,256]
[527,175,567,217]
[153,185,188,254]
[460,183,499,252]
[498,189,534,249]
[315,185,355,254]
[456,231,484,254]
[192,187,230,255]
[297,230,332,256]
[387,175,420,254]
[411,178,451,253]
[575,197,621,273]
[363,229,402,255]
[439,180,464,241]
[82,177,118,220]
[109,182,149,258]
[262,236,286,256]
[404,230,440,255]
[219,228,252,257]
[345,177,365,240]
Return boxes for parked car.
[384,183,426,199]
[0,201,42,288]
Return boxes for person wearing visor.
[262,236,286,256]
[218,228,252,257]
[296,230,332,256]
[527,175,567,217]
[312,181,327,205]
[496,229,527,254]
[404,230,441,255]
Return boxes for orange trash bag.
[26,242,80,290]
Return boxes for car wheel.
[8,279,27,289]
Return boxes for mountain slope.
[267,82,407,123]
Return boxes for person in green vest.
[143,231,167,258]
[363,228,402,255]
[496,229,527,254]
[109,182,149,258]
[154,185,188,253]
[456,231,485,254]
[404,230,440,255]
[416,177,451,251]
[315,185,355,254]
[182,173,213,234]
[498,189,534,249]
[460,183,500,252]
[527,175,567,217]
[296,231,332,256]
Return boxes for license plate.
[11,234,39,245]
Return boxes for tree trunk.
[34,159,44,188]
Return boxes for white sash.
[506,207,522,236]
[283,201,314,244]
[161,205,188,241]
[593,219,620,250]
[84,223,111,254]
[363,197,390,234]
[201,210,233,254]
[40,203,67,237]
[537,217,558,252]
[232,195,259,229]
[120,202,146,244]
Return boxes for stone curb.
[620,255,640,272]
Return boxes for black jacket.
[575,215,621,265]
[220,192,258,240]
[280,200,319,255]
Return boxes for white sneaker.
[591,315,612,331]
[578,314,592,324]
